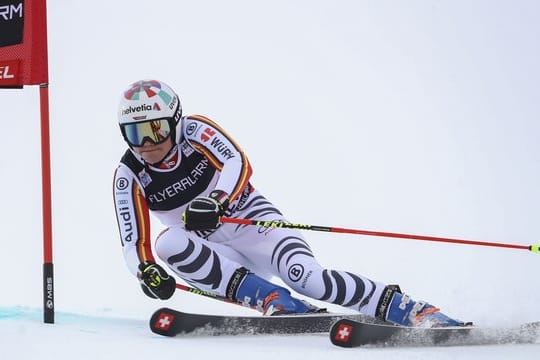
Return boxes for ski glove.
[183,190,230,231]
[138,261,176,300]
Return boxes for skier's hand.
[183,190,229,231]
[138,261,176,300]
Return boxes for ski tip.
[330,319,358,348]
[149,307,177,337]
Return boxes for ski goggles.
[121,118,172,147]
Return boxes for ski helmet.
[118,80,182,147]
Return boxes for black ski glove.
[183,190,230,231]
[138,261,176,300]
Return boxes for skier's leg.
[218,205,466,325]
[273,236,467,326]
[155,224,319,315]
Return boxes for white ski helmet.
[118,79,182,147]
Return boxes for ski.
[149,307,381,336]
[330,318,540,347]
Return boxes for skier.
[113,79,467,327]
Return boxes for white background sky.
[1,1,539,358]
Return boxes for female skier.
[113,79,466,327]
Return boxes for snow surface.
[1,1,539,359]
[1,307,539,359]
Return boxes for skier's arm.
[182,115,252,201]
[112,165,155,277]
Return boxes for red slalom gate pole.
[40,83,54,323]
[220,217,539,254]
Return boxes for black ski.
[149,307,380,336]
[330,318,540,347]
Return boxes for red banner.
[0,0,48,87]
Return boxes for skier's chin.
[141,149,164,164]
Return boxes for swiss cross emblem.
[155,312,175,330]
[334,323,353,343]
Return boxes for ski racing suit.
[113,114,387,316]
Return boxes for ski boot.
[376,285,470,328]
[229,268,323,316]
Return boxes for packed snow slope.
[1,306,539,360]
[1,1,539,359]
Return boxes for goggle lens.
[123,119,172,147]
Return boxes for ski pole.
[175,283,258,310]
[175,283,235,304]
[220,217,539,254]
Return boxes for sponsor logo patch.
[0,1,24,47]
